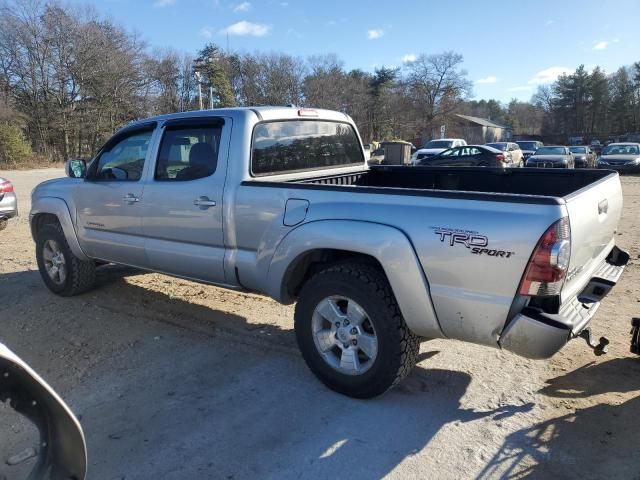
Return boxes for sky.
[86,0,639,103]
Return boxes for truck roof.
[123,106,353,130]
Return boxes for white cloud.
[367,29,384,40]
[507,86,532,92]
[200,27,213,38]
[153,0,175,7]
[280,1,288,5]
[528,66,572,85]
[402,53,417,63]
[593,40,608,50]
[326,20,338,26]
[233,2,251,12]
[545,19,554,26]
[477,75,498,84]
[222,20,270,36]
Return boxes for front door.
[75,125,156,267]
[141,117,230,284]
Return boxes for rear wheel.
[36,223,96,296]
[295,262,419,398]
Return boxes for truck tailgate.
[562,172,623,302]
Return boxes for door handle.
[193,196,216,208]
[123,193,139,203]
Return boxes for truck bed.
[261,166,615,204]
[243,164,623,341]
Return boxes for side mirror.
[65,159,87,179]
[0,342,87,479]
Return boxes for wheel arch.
[266,220,443,339]
[30,197,90,261]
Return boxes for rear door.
[141,117,230,284]
[562,173,624,301]
[76,124,156,267]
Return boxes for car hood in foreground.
[599,154,640,163]
[528,155,568,162]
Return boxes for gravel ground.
[0,168,639,480]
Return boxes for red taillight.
[0,180,13,193]
[519,217,571,296]
[496,153,506,162]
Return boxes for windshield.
[485,143,507,151]
[423,140,453,149]
[602,144,640,155]
[535,147,566,155]
[569,147,587,154]
[516,141,539,151]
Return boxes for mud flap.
[632,318,640,355]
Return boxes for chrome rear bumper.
[499,246,629,359]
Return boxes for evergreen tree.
[195,44,236,108]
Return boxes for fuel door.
[283,199,310,227]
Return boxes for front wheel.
[36,223,96,296]
[295,262,419,398]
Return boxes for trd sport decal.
[432,227,515,258]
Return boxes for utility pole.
[209,86,214,109]
[194,71,203,110]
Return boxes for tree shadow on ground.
[478,358,640,479]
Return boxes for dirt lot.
[1,168,639,479]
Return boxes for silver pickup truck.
[30,107,629,398]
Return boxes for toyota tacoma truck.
[30,107,629,398]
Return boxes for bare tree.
[404,52,473,133]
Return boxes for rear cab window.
[155,121,223,181]
[251,120,363,176]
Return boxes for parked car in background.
[591,140,603,155]
[417,145,510,167]
[485,142,524,167]
[369,145,385,165]
[410,138,467,164]
[597,143,640,173]
[516,140,544,162]
[0,177,17,231]
[526,146,574,168]
[569,146,597,168]
[363,144,371,162]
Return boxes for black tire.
[36,222,96,296]
[294,262,419,398]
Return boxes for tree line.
[533,64,640,141]
[1,0,639,167]
[0,0,474,165]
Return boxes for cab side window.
[155,125,222,181]
[95,131,153,181]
